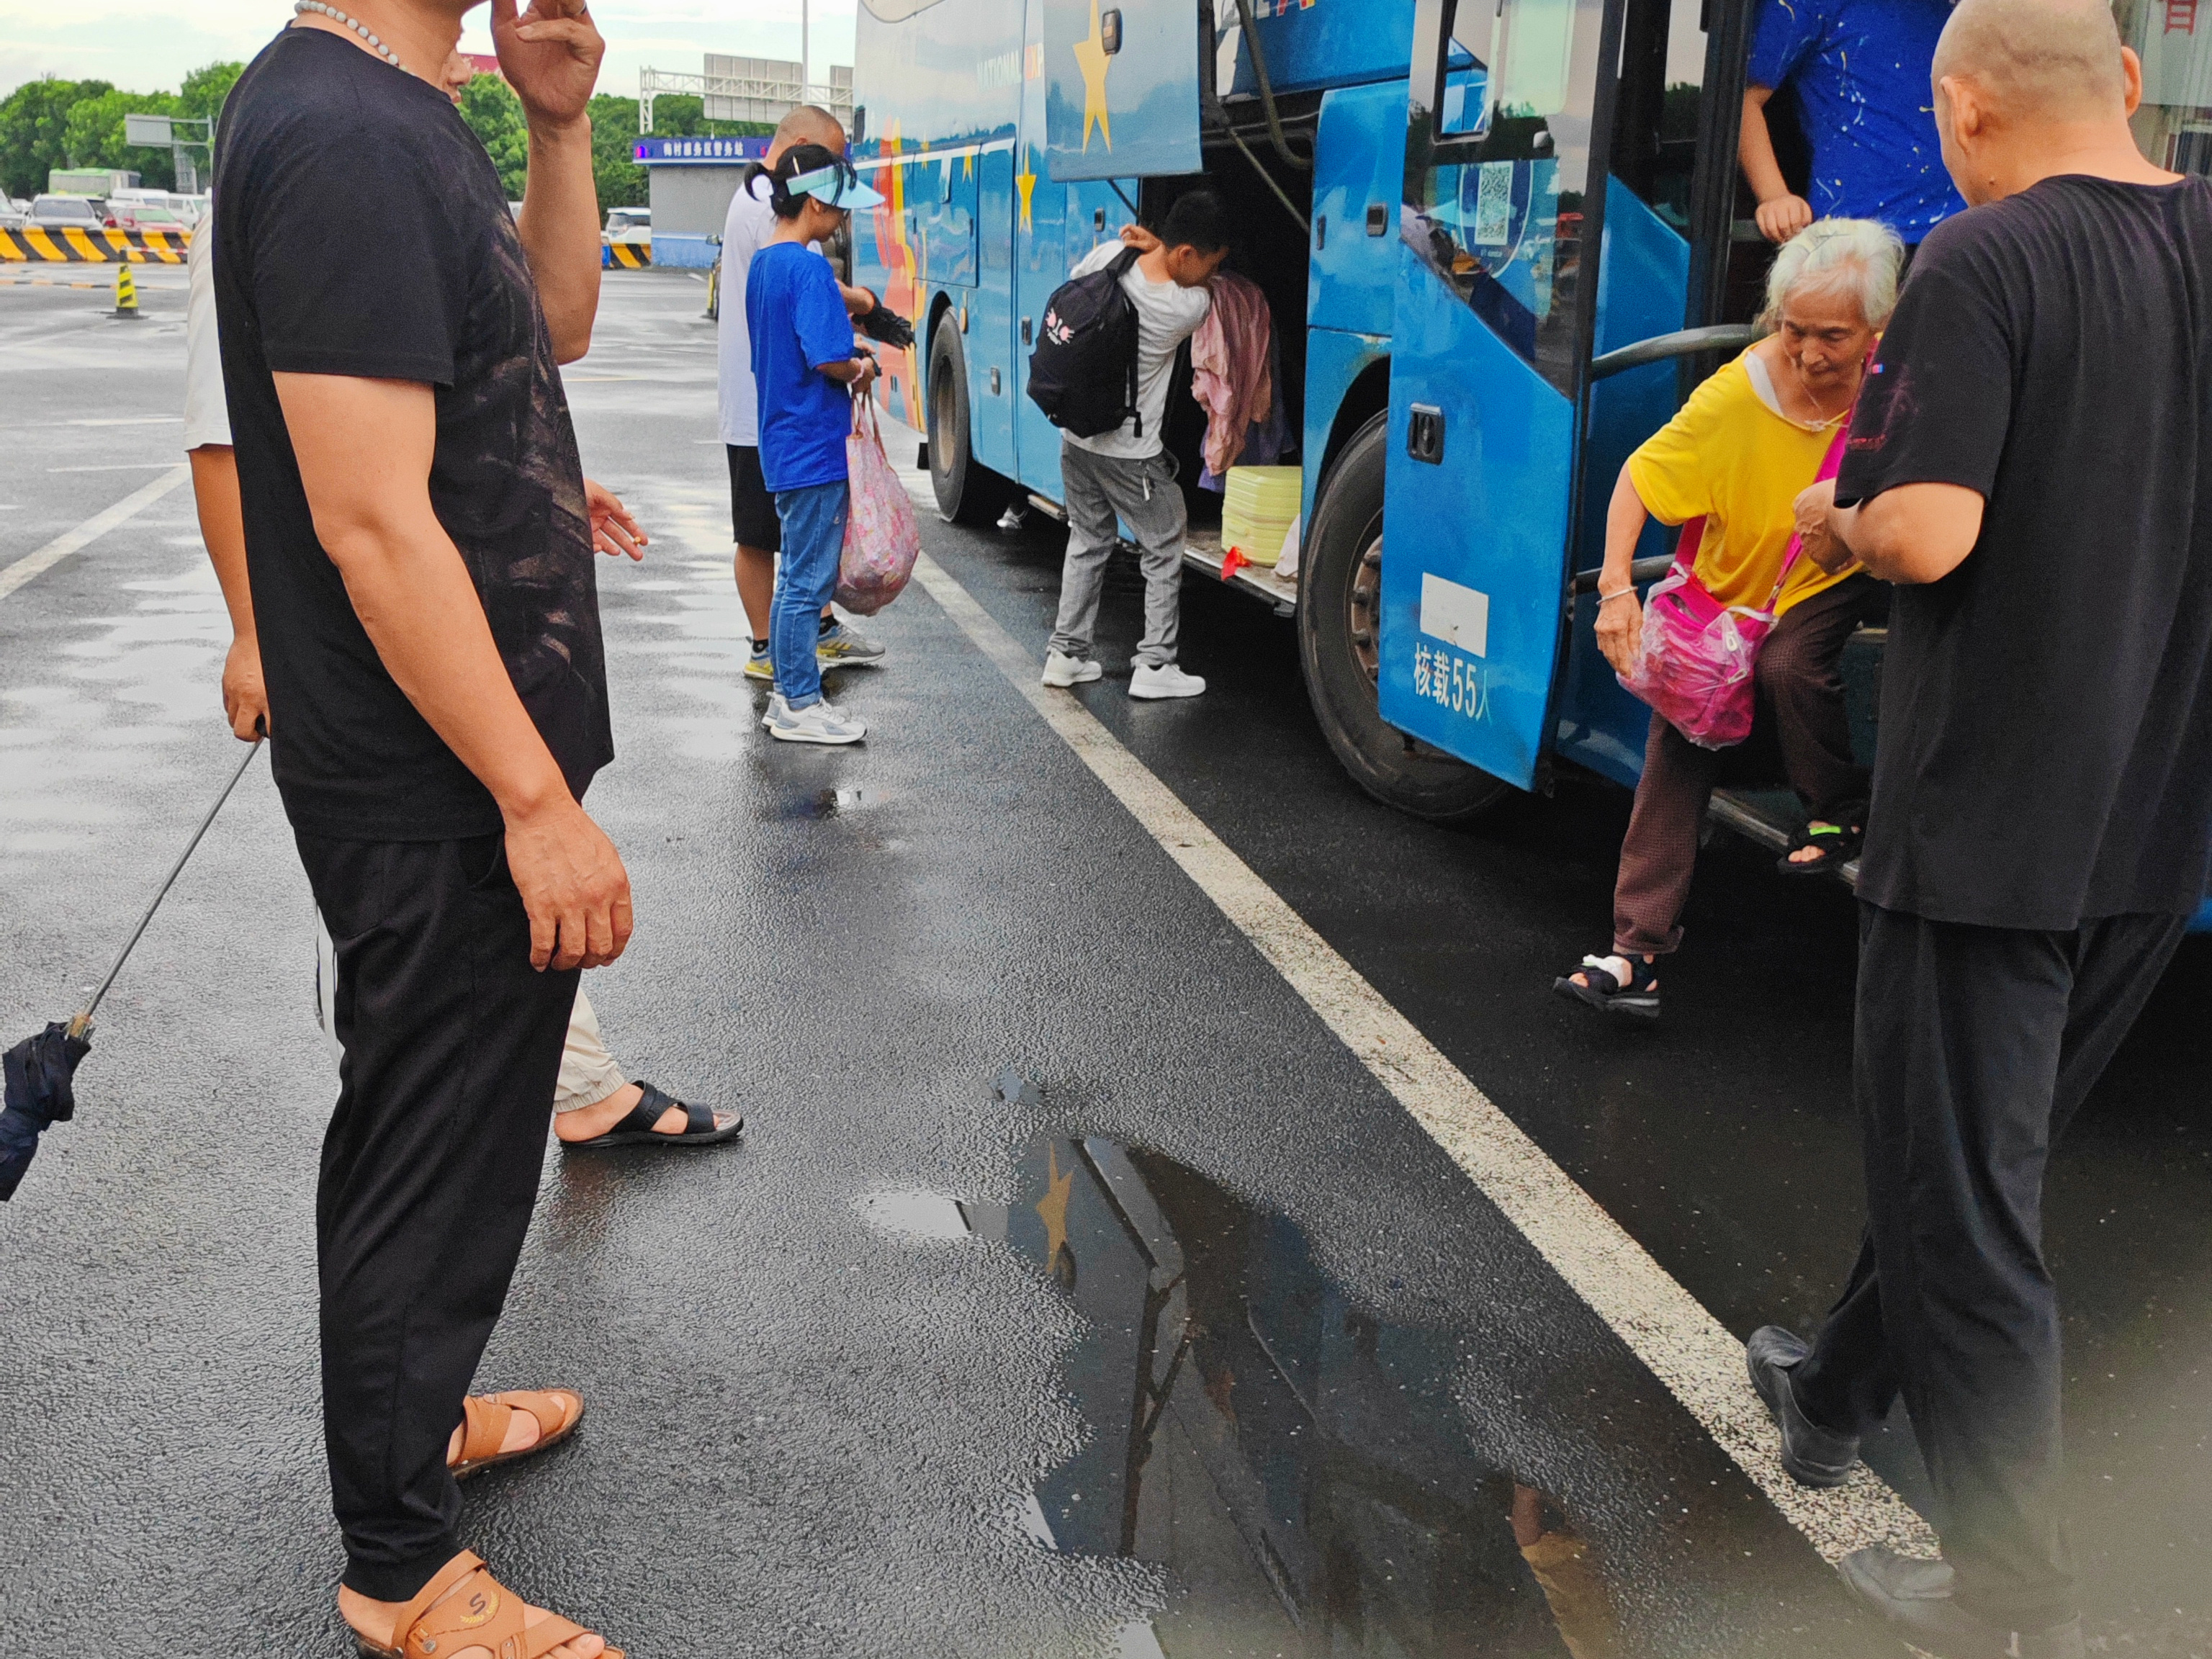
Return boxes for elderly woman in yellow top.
[1557,219,1903,1019]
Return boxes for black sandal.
[1552,953,1661,1020]
[1777,817,1864,876]
[565,1081,744,1149]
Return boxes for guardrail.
[603,240,650,269]
[1,227,192,263]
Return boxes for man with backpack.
[1034,192,1230,699]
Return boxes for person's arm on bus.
[274,370,632,972]
[1741,86,1815,243]
[1797,476,1984,584]
[189,444,269,742]
[1592,462,1650,675]
[498,0,605,364]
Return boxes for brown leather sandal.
[449,1389,585,1481]
[353,1550,625,1659]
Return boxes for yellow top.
[1624,350,1860,616]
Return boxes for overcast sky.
[0,1,859,102]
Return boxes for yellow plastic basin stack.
[1220,465,1301,567]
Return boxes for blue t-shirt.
[1747,0,1966,244]
[746,240,855,492]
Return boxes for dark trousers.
[1792,903,2187,1630]
[1613,573,1883,956]
[296,832,579,1602]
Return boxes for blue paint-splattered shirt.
[1747,0,1966,243]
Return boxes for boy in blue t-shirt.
[747,144,886,745]
[1741,0,1967,248]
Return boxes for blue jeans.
[770,480,849,710]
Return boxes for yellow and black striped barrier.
[0,227,192,264]
[603,240,649,269]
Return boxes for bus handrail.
[1568,554,1675,595]
[1589,323,1760,381]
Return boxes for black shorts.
[728,444,781,552]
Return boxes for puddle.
[855,1185,973,1241]
[964,1136,1624,1658]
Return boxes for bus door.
[1379,0,1625,791]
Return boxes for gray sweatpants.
[1050,441,1185,669]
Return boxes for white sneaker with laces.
[1128,660,1205,700]
[765,695,866,745]
[1041,649,1103,688]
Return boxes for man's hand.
[1794,477,1855,574]
[853,354,880,394]
[492,0,603,131]
[1594,591,1644,677]
[1118,223,1162,253]
[505,796,634,971]
[1756,193,1815,243]
[222,635,269,741]
[585,477,646,560]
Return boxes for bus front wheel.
[1298,413,1514,824]
[926,321,1010,526]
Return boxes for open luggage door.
[1379,0,1620,791]
[1041,0,1203,179]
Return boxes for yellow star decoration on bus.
[1074,0,1113,152]
[1036,1144,1073,1262]
[963,150,974,178]
[1017,148,1038,230]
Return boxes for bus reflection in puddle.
[961,1137,1623,1659]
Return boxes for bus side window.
[1611,0,1707,234]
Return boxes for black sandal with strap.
[1552,953,1662,1020]
[565,1081,744,1149]
[1777,814,1864,876]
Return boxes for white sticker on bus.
[1419,573,1490,658]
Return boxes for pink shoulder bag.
[1615,423,1848,750]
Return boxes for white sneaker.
[1128,660,1205,700]
[765,694,866,745]
[1041,649,1102,688]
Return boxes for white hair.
[1760,218,1905,331]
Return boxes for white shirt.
[1062,240,1213,461]
[183,213,230,449]
[716,171,821,448]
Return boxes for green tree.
[588,93,647,212]
[0,76,110,199]
[457,71,529,200]
[64,86,181,189]
[177,60,246,126]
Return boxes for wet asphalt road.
[1,268,2206,1659]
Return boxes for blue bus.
[845,0,2212,930]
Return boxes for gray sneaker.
[1746,1325,1861,1487]
[817,619,886,667]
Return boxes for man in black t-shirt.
[1746,1,2212,1653]
[216,3,624,1653]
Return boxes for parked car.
[104,200,189,233]
[0,199,26,230]
[603,206,650,246]
[27,194,106,229]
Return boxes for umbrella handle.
[69,737,266,1038]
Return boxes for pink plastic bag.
[1617,426,1847,750]
[835,395,923,616]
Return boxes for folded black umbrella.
[1,738,262,1203]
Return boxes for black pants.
[1792,902,2187,1630]
[297,832,579,1601]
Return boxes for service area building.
[634,135,770,269]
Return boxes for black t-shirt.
[1837,174,2212,930]
[213,27,611,841]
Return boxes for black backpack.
[1026,246,1143,439]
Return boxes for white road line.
[909,546,1940,1566]
[0,463,191,606]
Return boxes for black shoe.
[1745,1325,1861,1487]
[1838,1547,2084,1659]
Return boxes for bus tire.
[1298,412,1515,824]
[926,320,1010,526]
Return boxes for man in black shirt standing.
[1749,1,2212,1653]
[217,2,624,1653]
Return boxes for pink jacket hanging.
[1190,271,1274,477]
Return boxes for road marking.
[68,416,184,427]
[47,462,187,472]
[0,464,191,606]
[909,545,1940,1567]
